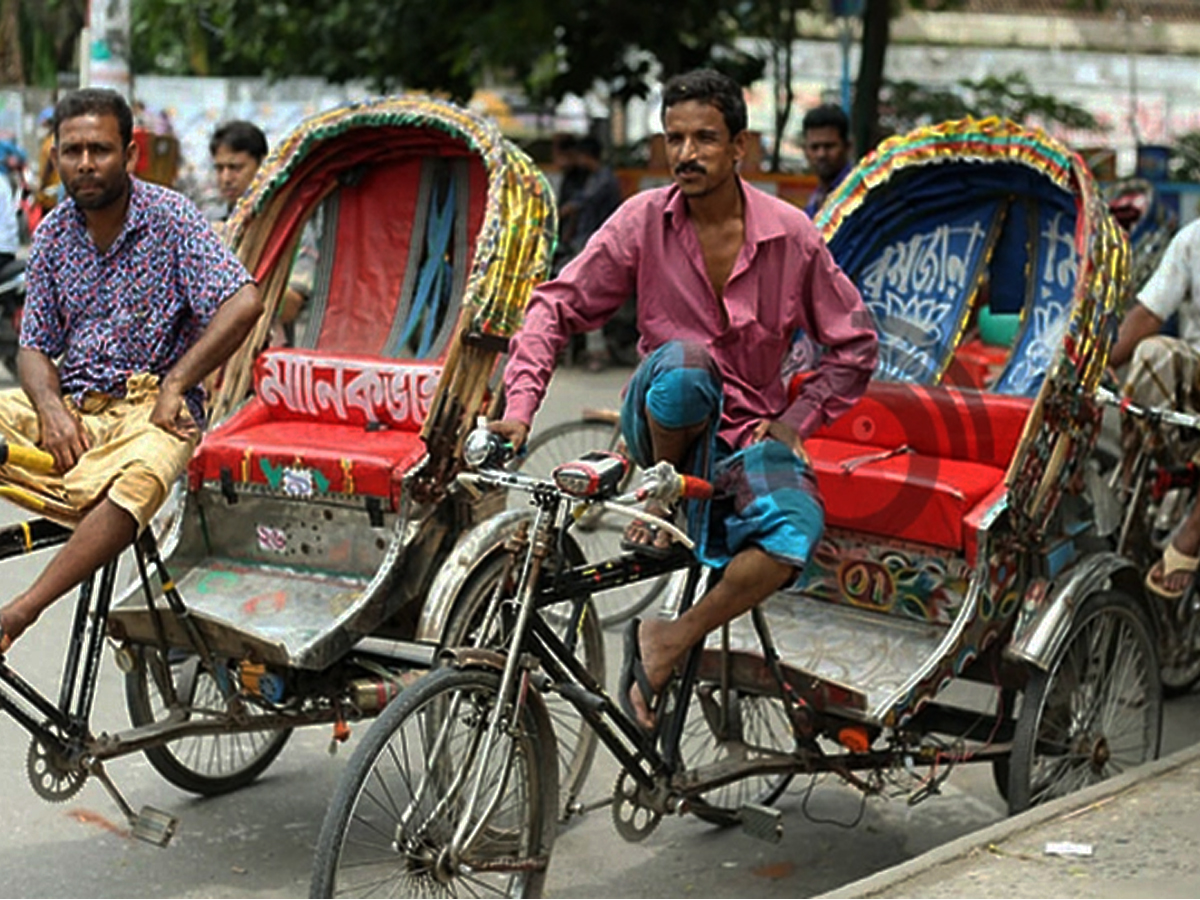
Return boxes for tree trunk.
[852,0,889,157]
[769,0,796,174]
[0,0,22,85]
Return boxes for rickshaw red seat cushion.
[189,416,425,501]
[803,380,1035,552]
[806,437,1006,550]
[808,380,1033,469]
[189,349,442,505]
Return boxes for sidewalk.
[821,742,1200,899]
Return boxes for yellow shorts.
[0,373,199,531]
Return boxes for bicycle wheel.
[1007,590,1161,814]
[516,416,671,628]
[125,645,292,796]
[679,670,798,827]
[443,551,604,821]
[310,666,558,899]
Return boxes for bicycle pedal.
[739,803,782,844]
[131,806,179,847]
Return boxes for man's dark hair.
[210,120,269,163]
[53,88,134,148]
[661,69,747,139]
[802,104,850,142]
[552,132,578,154]
[577,135,604,161]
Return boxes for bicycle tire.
[443,550,604,821]
[1007,589,1161,814]
[125,645,292,796]
[310,666,558,899]
[516,416,671,628]
[679,667,798,827]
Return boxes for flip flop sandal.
[618,618,667,737]
[1146,542,1200,600]
[620,503,678,559]
[620,520,673,559]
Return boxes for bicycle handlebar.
[0,440,57,474]
[458,424,709,551]
[632,462,714,503]
[1096,385,1200,431]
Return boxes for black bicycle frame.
[0,517,109,750]
[518,557,712,793]
[0,519,206,759]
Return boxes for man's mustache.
[674,161,706,176]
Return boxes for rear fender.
[1004,551,1144,671]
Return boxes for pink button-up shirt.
[505,178,878,450]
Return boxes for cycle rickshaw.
[308,117,1160,897]
[0,95,556,843]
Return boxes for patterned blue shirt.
[23,178,253,425]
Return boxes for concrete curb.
[817,740,1200,899]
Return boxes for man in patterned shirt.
[0,88,263,655]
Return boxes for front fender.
[416,508,535,644]
[1005,551,1143,671]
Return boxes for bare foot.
[0,603,32,654]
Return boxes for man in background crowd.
[209,120,312,345]
[801,104,853,219]
[558,135,628,371]
[209,120,268,219]
[35,108,60,221]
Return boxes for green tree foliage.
[521,0,763,107]
[128,0,762,110]
[878,72,1103,138]
[734,0,810,172]
[854,0,1112,154]
[19,0,84,86]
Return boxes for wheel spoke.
[1012,593,1161,814]
[682,683,797,825]
[126,648,291,795]
[313,668,555,898]
[440,554,602,820]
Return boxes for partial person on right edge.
[1111,218,1200,599]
